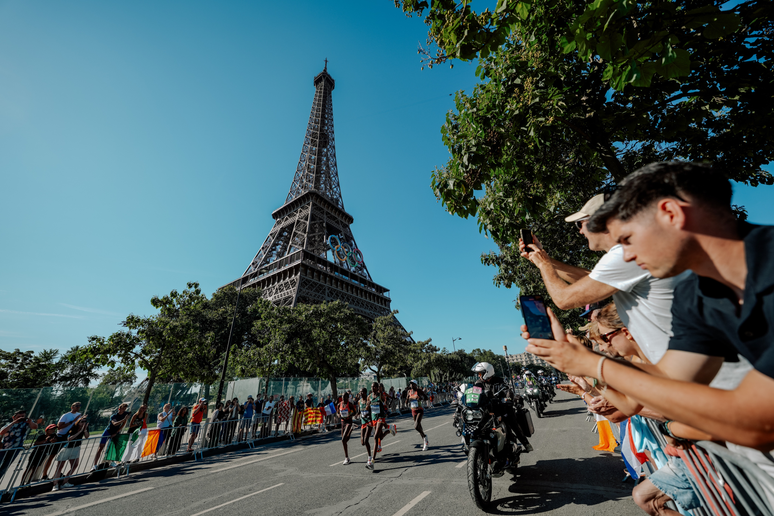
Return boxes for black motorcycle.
[454,384,532,510]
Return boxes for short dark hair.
[587,162,733,233]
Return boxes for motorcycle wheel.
[467,444,492,510]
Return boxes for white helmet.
[471,362,495,380]
[537,369,544,375]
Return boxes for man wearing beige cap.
[520,193,688,364]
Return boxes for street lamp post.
[452,337,462,352]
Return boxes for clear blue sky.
[1,1,772,361]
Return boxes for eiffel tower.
[224,63,392,320]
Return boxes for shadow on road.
[541,405,587,418]
[488,455,632,514]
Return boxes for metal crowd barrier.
[637,418,773,516]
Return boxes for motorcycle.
[455,384,531,510]
[524,384,546,417]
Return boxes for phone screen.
[520,295,554,340]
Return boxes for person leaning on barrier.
[187,399,206,453]
[525,161,774,451]
[91,402,129,470]
[0,409,38,480]
[22,423,57,484]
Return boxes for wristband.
[597,356,608,387]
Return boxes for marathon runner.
[368,382,386,467]
[407,380,429,451]
[358,387,374,470]
[374,383,397,452]
[339,392,356,465]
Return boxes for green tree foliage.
[397,0,773,327]
[362,311,431,381]
[238,301,370,402]
[0,348,100,389]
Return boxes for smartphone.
[520,229,533,252]
[520,295,554,340]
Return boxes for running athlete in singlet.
[367,382,387,468]
[374,383,397,452]
[339,392,356,465]
[407,380,429,450]
[358,388,374,470]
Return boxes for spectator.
[206,402,224,448]
[91,402,130,470]
[122,404,148,463]
[52,414,89,491]
[166,406,188,455]
[276,396,291,436]
[520,193,688,364]
[527,161,774,448]
[0,409,38,480]
[21,424,57,484]
[42,401,82,480]
[225,397,239,444]
[261,395,275,438]
[155,403,175,457]
[239,396,255,441]
[187,398,206,452]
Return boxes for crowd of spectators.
[0,380,454,496]
[518,161,774,514]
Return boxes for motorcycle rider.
[472,362,533,453]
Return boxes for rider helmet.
[537,369,544,375]
[471,362,495,381]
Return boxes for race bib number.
[465,386,483,404]
[340,409,349,418]
[410,400,419,409]
[370,403,381,416]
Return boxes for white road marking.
[424,421,450,432]
[456,459,467,468]
[208,448,299,474]
[329,440,401,466]
[391,490,432,516]
[189,483,284,516]
[46,487,155,516]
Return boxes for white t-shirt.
[157,411,172,429]
[57,412,81,437]
[262,402,275,416]
[589,245,690,363]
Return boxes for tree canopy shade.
[0,348,99,389]
[362,311,432,381]
[396,0,773,328]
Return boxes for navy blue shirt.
[669,224,774,378]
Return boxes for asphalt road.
[5,391,642,516]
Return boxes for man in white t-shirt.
[261,395,275,439]
[520,193,688,363]
[57,402,83,438]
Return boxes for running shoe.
[365,459,374,470]
[52,485,60,492]
[390,424,397,436]
[376,444,382,453]
[422,437,429,451]
[62,483,74,488]
[343,458,351,465]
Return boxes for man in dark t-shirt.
[92,403,130,470]
[525,162,774,451]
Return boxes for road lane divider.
[45,487,156,516]
[391,490,431,516]
[190,483,284,516]
[455,459,467,468]
[207,448,299,475]
[329,441,402,466]
[424,421,451,432]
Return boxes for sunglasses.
[574,219,588,229]
[599,328,623,343]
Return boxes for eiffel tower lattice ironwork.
[223,65,392,320]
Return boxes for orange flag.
[593,420,618,452]
[142,429,161,457]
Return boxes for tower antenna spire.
[324,57,328,71]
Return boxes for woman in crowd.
[207,402,224,448]
[167,405,189,455]
[52,415,89,491]
[276,395,291,436]
[122,404,148,463]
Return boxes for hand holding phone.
[519,229,533,254]
[519,295,554,340]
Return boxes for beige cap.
[564,194,605,223]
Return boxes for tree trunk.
[328,374,338,404]
[143,367,158,406]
